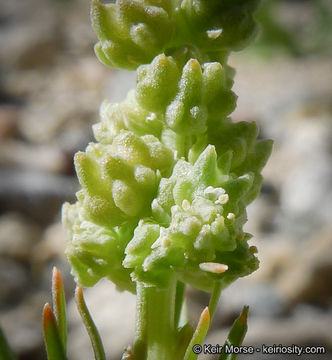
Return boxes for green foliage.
[43,268,68,360]
[0,327,17,360]
[219,306,249,360]
[42,268,106,360]
[253,0,332,57]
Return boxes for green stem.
[133,282,148,360]
[208,281,222,321]
[174,281,186,329]
[134,278,177,360]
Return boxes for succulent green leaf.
[75,286,106,360]
[219,306,249,360]
[42,304,67,360]
[51,267,67,352]
[184,307,210,360]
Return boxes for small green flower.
[123,145,262,291]
[91,0,260,69]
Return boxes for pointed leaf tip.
[51,267,67,352]
[200,306,210,325]
[42,303,67,360]
[75,285,106,360]
[219,306,249,360]
[239,305,249,323]
[43,303,54,325]
[184,306,210,360]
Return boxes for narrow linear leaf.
[52,267,67,351]
[42,303,67,360]
[219,306,249,360]
[0,327,17,360]
[184,307,210,360]
[75,285,106,360]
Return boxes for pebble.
[0,258,30,308]
[0,169,77,224]
[0,139,69,173]
[0,212,41,260]
[0,105,19,138]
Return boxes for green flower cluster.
[91,0,259,69]
[62,0,272,293]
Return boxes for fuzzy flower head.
[62,0,271,293]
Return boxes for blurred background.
[0,0,331,359]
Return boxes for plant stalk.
[134,278,177,360]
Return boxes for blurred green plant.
[253,0,332,57]
[0,328,17,360]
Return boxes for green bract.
[62,0,272,293]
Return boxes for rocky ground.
[0,0,331,359]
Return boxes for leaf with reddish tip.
[42,303,67,360]
[75,285,106,360]
[184,307,210,360]
[52,267,67,351]
[219,306,249,360]
[0,327,17,360]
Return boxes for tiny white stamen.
[204,186,216,195]
[146,113,157,122]
[207,28,223,39]
[204,186,225,198]
[227,213,235,221]
[216,194,229,205]
[182,199,191,211]
[190,106,200,118]
[201,224,210,234]
[199,262,228,274]
[87,268,94,276]
[161,238,170,247]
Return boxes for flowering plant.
[39,1,272,359]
